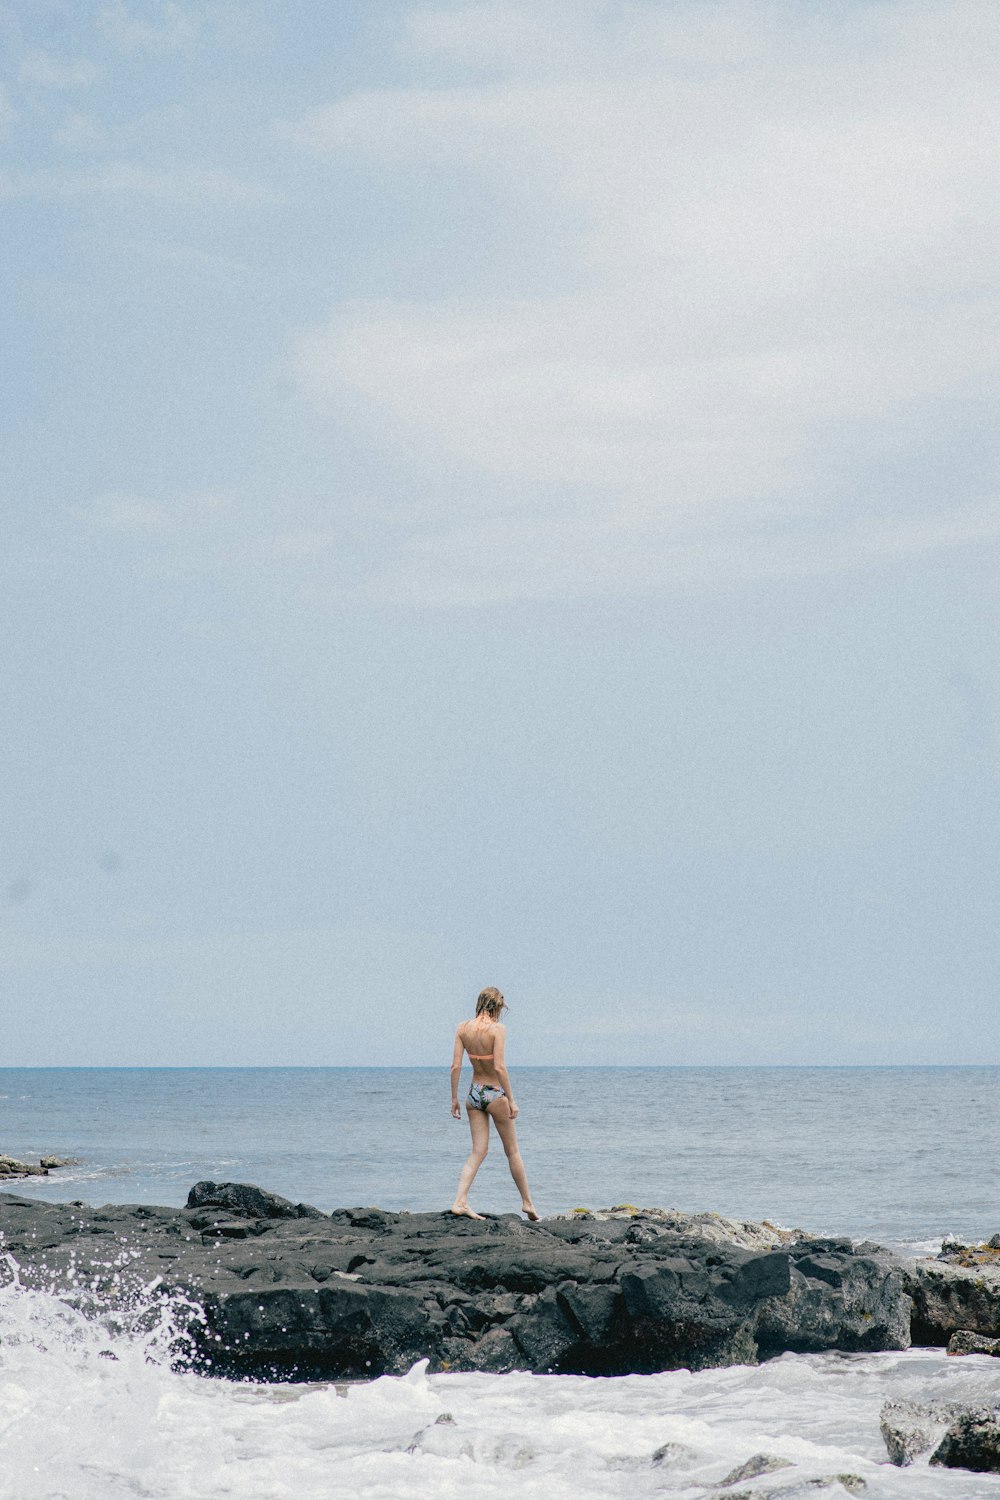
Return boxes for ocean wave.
[1,1264,1000,1498]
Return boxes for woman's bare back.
[458,1018,501,1078]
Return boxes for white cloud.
[85,490,235,537]
[306,497,1000,610]
[80,491,350,587]
[400,1,781,77]
[98,0,202,53]
[282,1,1000,600]
[53,112,106,151]
[19,51,98,88]
[296,291,994,504]
[0,162,274,204]
[404,3,583,72]
[281,84,528,165]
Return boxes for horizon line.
[0,1063,996,1072]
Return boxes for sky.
[2,0,999,1066]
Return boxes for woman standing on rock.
[450,986,538,1221]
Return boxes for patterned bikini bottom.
[467,1082,506,1112]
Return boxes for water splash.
[2,1268,1000,1499]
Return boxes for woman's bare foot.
[450,1203,485,1220]
[521,1202,539,1222]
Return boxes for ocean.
[1,1067,998,1497]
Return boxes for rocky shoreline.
[4,1180,998,1472]
[0,1180,925,1377]
[2,1191,998,1376]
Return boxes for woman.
[450,986,538,1221]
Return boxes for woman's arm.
[450,1029,464,1119]
[493,1025,518,1117]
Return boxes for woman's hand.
[509,1102,519,1119]
[451,1099,462,1119]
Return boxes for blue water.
[1,1066,997,1251]
[4,1066,1000,1499]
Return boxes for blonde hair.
[475,986,507,1020]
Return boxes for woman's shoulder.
[457,1018,503,1041]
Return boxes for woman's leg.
[451,1103,490,1217]
[488,1101,538,1219]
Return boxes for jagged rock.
[0,1157,39,1178]
[0,1186,912,1380]
[617,1255,760,1372]
[186,1180,325,1220]
[938,1237,1000,1268]
[0,1154,74,1178]
[755,1242,911,1357]
[558,1281,618,1346]
[718,1453,792,1486]
[906,1258,1000,1343]
[507,1284,579,1370]
[930,1408,1000,1472]
[460,1326,519,1372]
[555,1206,805,1252]
[0,1156,47,1178]
[880,1399,959,1465]
[199,1279,431,1379]
[904,1233,1000,1345]
[948,1329,1000,1356]
[650,1440,697,1466]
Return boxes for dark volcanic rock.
[187,1180,325,1221]
[756,1241,910,1356]
[948,1329,1000,1356]
[880,1400,962,1466]
[904,1233,1000,1345]
[931,1408,1000,1473]
[201,1280,431,1379]
[906,1257,1000,1344]
[0,1184,913,1381]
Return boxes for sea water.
[2,1066,998,1248]
[2,1067,999,1497]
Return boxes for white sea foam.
[2,1271,1000,1499]
[892,1238,950,1260]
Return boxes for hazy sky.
[3,0,999,1066]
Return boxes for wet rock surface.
[0,1153,73,1180]
[717,1452,793,1486]
[881,1398,1000,1474]
[930,1408,1000,1473]
[904,1235,1000,1344]
[948,1329,1000,1357]
[879,1399,964,1466]
[0,1181,912,1380]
